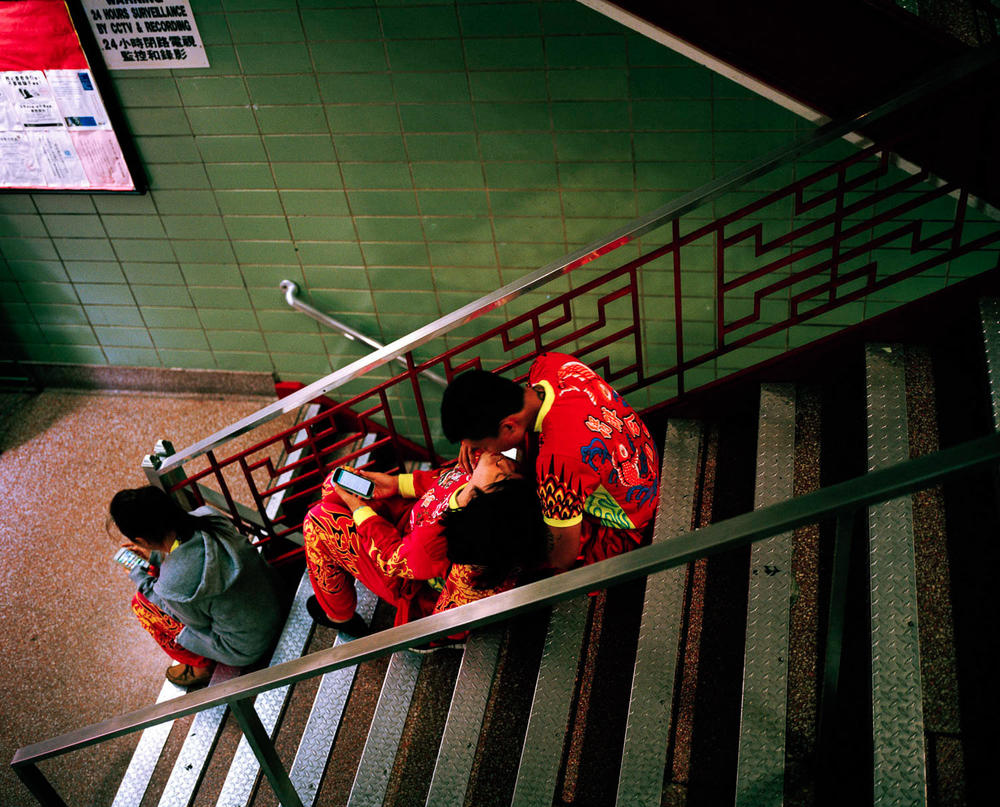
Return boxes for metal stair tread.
[213,570,317,807]
[510,595,590,807]
[865,344,927,803]
[288,583,379,807]
[616,418,702,805]
[347,649,424,807]
[735,383,796,805]
[424,624,505,807]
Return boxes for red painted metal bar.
[672,220,686,398]
[150,127,1000,548]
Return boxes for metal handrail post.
[12,763,68,807]
[141,439,197,509]
[229,698,305,807]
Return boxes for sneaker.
[166,663,213,688]
[306,595,370,637]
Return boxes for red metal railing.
[162,135,1000,551]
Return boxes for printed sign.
[81,0,209,70]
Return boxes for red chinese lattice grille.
[168,139,1000,551]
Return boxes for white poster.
[81,0,210,70]
[0,71,62,128]
[35,130,89,188]
[0,132,38,187]
[47,70,111,128]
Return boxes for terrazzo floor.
[0,389,280,807]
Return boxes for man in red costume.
[441,352,660,570]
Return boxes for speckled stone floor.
[0,389,278,807]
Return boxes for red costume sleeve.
[408,468,440,498]
[356,514,450,581]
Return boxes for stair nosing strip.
[979,298,1000,431]
[735,383,796,806]
[287,583,379,807]
[616,418,701,805]
[865,344,927,804]
[424,625,505,807]
[510,596,590,807]
[346,650,424,807]
[213,570,317,807]
[110,680,186,807]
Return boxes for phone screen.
[334,468,374,498]
[113,547,149,572]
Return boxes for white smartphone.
[332,467,375,498]
[113,547,150,572]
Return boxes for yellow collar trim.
[533,380,555,433]
[169,539,180,553]
[449,484,468,510]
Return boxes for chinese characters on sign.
[81,0,209,70]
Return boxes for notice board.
[0,0,143,192]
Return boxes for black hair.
[109,486,219,546]
[441,477,548,589]
[440,369,524,443]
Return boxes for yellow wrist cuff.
[353,506,377,526]
[397,473,416,498]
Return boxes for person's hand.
[457,441,483,474]
[354,468,398,499]
[121,542,150,561]
[337,466,396,499]
[334,484,366,513]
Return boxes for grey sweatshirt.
[131,507,282,667]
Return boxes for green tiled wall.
[0,0,800,385]
[1,0,996,419]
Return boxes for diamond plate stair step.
[979,298,1000,430]
[213,569,318,807]
[865,344,927,805]
[347,650,424,807]
[510,596,590,807]
[735,384,796,806]
[616,419,702,805]
[111,679,186,807]
[424,625,505,807]
[155,664,241,807]
[286,583,379,807]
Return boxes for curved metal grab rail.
[14,431,1000,776]
[279,280,448,387]
[150,43,1000,477]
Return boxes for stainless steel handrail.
[152,44,1000,475]
[279,280,448,387]
[14,430,1000,769]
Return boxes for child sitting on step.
[109,486,283,688]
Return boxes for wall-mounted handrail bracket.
[279,280,447,388]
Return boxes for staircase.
[15,297,983,807]
[13,37,1000,805]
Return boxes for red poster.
[0,1,88,71]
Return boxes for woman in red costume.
[303,451,548,635]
